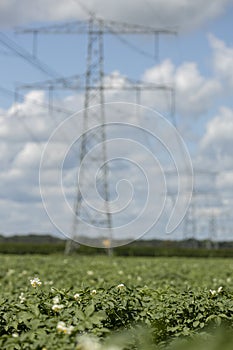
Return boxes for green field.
[1,255,233,349]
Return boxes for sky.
[0,0,233,244]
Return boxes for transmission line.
[0,32,63,79]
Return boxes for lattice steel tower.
[16,15,176,253]
[65,18,112,254]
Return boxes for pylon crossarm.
[15,18,177,36]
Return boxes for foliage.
[1,255,233,349]
[1,241,233,257]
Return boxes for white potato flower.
[19,292,26,304]
[57,321,74,335]
[53,296,60,304]
[116,283,125,289]
[74,293,80,300]
[52,304,64,312]
[90,289,97,295]
[57,321,66,332]
[209,289,217,296]
[30,277,42,288]
[210,286,223,297]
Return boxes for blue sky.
[0,0,233,244]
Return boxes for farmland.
[1,255,233,349]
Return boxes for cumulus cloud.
[216,171,233,192]
[141,55,233,240]
[0,85,193,238]
[198,106,233,170]
[0,0,231,30]
[0,48,232,239]
[142,59,221,118]
[193,106,233,236]
[209,34,233,88]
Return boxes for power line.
[0,87,44,147]
[0,32,63,79]
[0,49,16,56]
[0,85,74,115]
[72,0,96,18]
[106,28,156,60]
[72,0,161,60]
[0,85,82,158]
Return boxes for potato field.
[1,255,233,349]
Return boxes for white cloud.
[142,59,221,118]
[12,142,42,168]
[216,171,233,191]
[0,85,193,237]
[0,90,73,143]
[209,34,233,88]
[0,0,231,30]
[0,57,232,239]
[194,106,233,230]
[199,106,233,170]
[0,198,53,234]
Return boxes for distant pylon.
[208,210,217,249]
[183,189,197,244]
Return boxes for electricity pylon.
[16,16,176,254]
[183,190,197,242]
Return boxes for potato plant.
[1,255,233,349]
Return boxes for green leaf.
[85,304,95,317]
